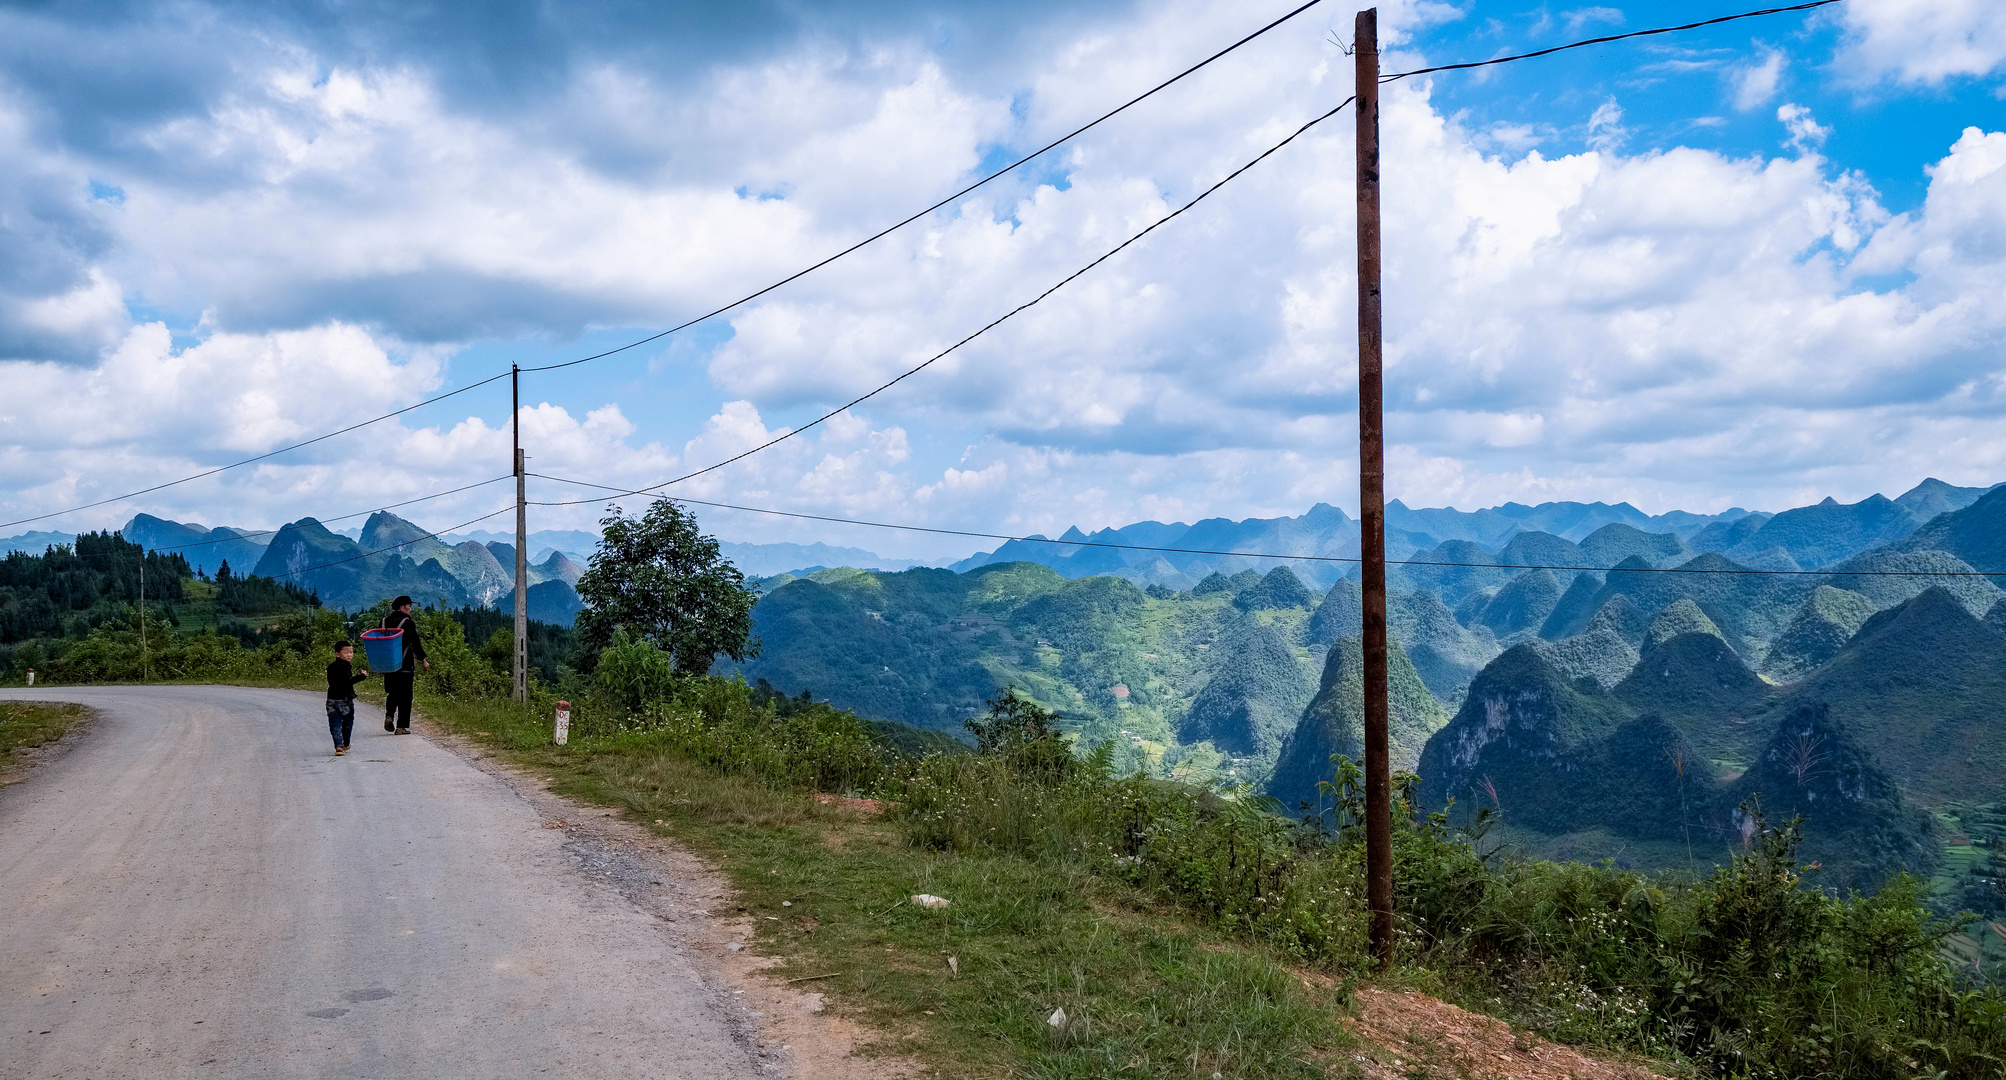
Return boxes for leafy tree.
[965,690,1075,783]
[574,501,758,676]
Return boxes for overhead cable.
[0,373,514,533]
[516,0,1328,374]
[258,505,518,583]
[3,1,1324,532]
[525,474,2006,580]
[524,3,1855,507]
[16,475,516,563]
[529,96,1361,506]
[12,0,1852,542]
[14,0,1843,536]
[1379,0,1846,84]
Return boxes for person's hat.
[392,595,414,609]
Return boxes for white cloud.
[3,0,2006,556]
[1777,103,1832,153]
[1559,7,1625,35]
[1584,100,1626,153]
[1732,48,1786,111]
[0,321,691,537]
[1837,0,2006,85]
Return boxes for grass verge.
[0,700,90,772]
[420,695,1361,1079]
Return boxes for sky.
[1,0,2003,561]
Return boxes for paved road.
[0,686,768,1080]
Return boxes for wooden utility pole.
[513,365,529,703]
[139,556,149,683]
[1354,6,1394,968]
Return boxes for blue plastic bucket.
[360,628,403,671]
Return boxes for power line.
[1379,0,1846,84]
[5,0,1857,558]
[1,1,1324,533]
[13,504,515,620]
[529,95,1361,507]
[525,474,2006,580]
[258,505,517,584]
[3,0,1844,540]
[0,372,515,534]
[523,1,1856,510]
[517,0,1329,374]
[9,475,514,562]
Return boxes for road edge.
[415,712,920,1080]
[0,700,99,789]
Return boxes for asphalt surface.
[0,685,771,1080]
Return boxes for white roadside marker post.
[554,700,570,746]
[25,668,33,686]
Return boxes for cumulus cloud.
[1837,0,2006,86]
[0,320,684,536]
[2,0,2006,554]
[0,101,129,361]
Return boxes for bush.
[50,606,344,684]
[963,690,1076,783]
[888,741,2006,1077]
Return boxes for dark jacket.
[326,658,368,700]
[379,611,427,672]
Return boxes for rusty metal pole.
[1354,6,1394,968]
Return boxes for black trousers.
[383,671,415,730]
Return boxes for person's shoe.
[385,718,395,732]
[335,747,346,756]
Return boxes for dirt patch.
[813,793,888,814]
[422,717,918,1080]
[0,701,96,787]
[1344,988,1669,1080]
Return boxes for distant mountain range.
[717,541,926,577]
[949,477,2001,588]
[736,477,2006,889]
[1,476,1995,645]
[0,514,936,627]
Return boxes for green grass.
[34,606,2006,1078]
[0,700,90,770]
[420,695,1359,1079]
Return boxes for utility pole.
[1354,6,1394,968]
[513,365,529,704]
[139,555,149,683]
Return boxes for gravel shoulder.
[418,715,914,1080]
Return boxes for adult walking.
[378,595,429,734]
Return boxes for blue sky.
[1,0,2003,560]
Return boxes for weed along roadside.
[419,685,1360,1078]
[0,700,92,781]
[415,667,2006,1080]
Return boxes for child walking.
[326,641,371,755]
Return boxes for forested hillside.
[0,533,322,679]
[738,478,2006,905]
